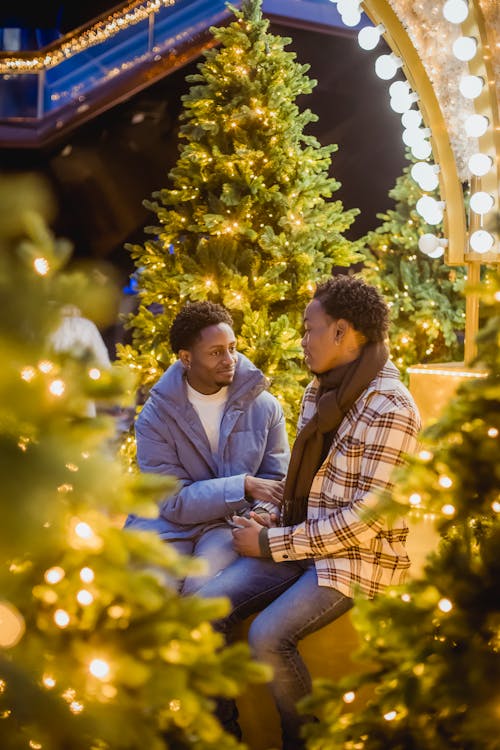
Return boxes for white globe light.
[468,153,493,177]
[464,114,489,137]
[358,24,385,51]
[341,9,362,26]
[418,233,439,255]
[443,0,469,24]
[337,0,360,14]
[402,127,431,148]
[389,80,410,99]
[375,53,403,80]
[416,196,444,225]
[470,191,494,215]
[427,246,445,259]
[470,230,494,253]
[390,92,419,114]
[401,110,423,129]
[411,139,432,160]
[411,162,440,191]
[452,36,477,61]
[459,75,484,99]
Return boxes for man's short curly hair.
[313,274,389,342]
[169,301,234,353]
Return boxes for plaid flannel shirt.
[267,361,421,599]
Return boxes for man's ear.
[179,349,191,368]
[334,319,349,344]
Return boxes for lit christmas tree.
[0,175,269,750]
[301,271,500,750]
[360,155,466,381]
[118,0,360,429]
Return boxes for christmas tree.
[360,155,466,381]
[300,271,500,749]
[118,0,360,429]
[0,174,269,750]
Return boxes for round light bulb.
[389,80,410,99]
[416,196,444,225]
[357,24,385,50]
[390,91,419,113]
[468,153,493,177]
[443,0,469,24]
[411,162,440,191]
[427,246,445,258]
[337,0,360,14]
[469,230,494,253]
[469,191,494,215]
[452,36,477,61]
[459,75,484,99]
[418,233,439,254]
[464,114,489,138]
[411,140,432,160]
[341,8,362,26]
[401,110,422,129]
[375,53,403,80]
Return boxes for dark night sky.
[1,7,406,282]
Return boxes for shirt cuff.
[224,474,250,513]
[258,528,272,558]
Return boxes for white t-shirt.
[186,382,229,454]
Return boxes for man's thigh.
[192,525,238,577]
[249,566,353,646]
[197,556,305,624]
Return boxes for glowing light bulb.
[357,24,385,50]
[411,162,440,191]
[443,0,469,23]
[89,659,110,680]
[468,153,493,177]
[464,114,489,137]
[470,191,494,215]
[45,567,65,584]
[49,379,65,397]
[410,139,432,160]
[452,36,477,61]
[438,598,453,612]
[401,109,422,129]
[402,127,431,148]
[438,475,453,488]
[487,427,498,438]
[418,234,446,257]
[384,710,397,721]
[80,567,94,583]
[88,368,101,380]
[442,504,455,516]
[416,196,445,224]
[33,257,50,276]
[469,230,494,253]
[375,53,403,80]
[459,75,484,99]
[343,691,356,703]
[54,609,70,628]
[409,493,422,506]
[75,521,93,539]
[77,589,93,606]
[0,602,25,647]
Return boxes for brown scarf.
[281,341,389,526]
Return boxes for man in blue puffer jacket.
[125,301,290,593]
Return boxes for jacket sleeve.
[267,406,420,560]
[249,403,290,517]
[135,409,250,525]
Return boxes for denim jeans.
[124,514,237,594]
[197,557,353,750]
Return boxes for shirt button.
[282,554,289,559]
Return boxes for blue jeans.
[124,515,237,594]
[197,557,353,750]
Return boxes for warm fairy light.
[77,589,94,606]
[74,521,93,539]
[409,493,422,506]
[69,701,84,714]
[42,674,56,688]
[492,501,500,513]
[401,593,411,602]
[45,567,65,584]
[438,598,453,613]
[169,699,181,712]
[80,567,95,583]
[438,476,453,489]
[38,360,54,373]
[89,658,110,680]
[101,684,117,699]
[57,483,73,493]
[0,602,25,647]
[33,257,50,276]
[29,741,42,749]
[418,450,433,461]
[49,379,65,397]
[88,368,101,380]
[407,367,487,379]
[487,428,498,438]
[384,710,397,721]
[0,0,177,74]
[20,366,36,382]
[343,691,356,703]
[442,504,455,516]
[54,609,70,628]
[62,688,76,702]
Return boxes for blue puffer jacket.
[131,353,290,540]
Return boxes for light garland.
[0,0,176,74]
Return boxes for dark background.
[1,4,406,287]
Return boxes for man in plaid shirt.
[198,274,421,749]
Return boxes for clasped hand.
[231,511,277,557]
[244,476,285,507]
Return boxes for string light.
[89,658,110,680]
[438,598,453,612]
[33,258,50,276]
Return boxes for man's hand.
[244,476,285,508]
[231,515,264,557]
[249,510,278,528]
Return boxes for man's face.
[301,298,341,375]
[180,323,238,394]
